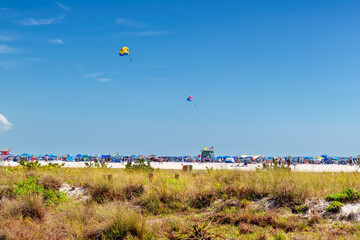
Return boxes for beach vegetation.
[18,159,41,170]
[12,176,68,205]
[126,158,154,172]
[326,188,360,202]
[85,161,109,168]
[292,204,309,214]
[18,160,64,171]
[325,201,344,213]
[0,167,359,238]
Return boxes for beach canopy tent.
[21,153,30,156]
[67,155,75,162]
[225,158,235,163]
[49,154,57,158]
[76,154,83,158]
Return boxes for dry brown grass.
[0,168,359,239]
[2,194,45,221]
[40,175,62,190]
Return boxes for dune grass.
[0,166,359,239]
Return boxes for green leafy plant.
[12,176,68,206]
[325,201,344,213]
[326,188,360,202]
[18,160,41,170]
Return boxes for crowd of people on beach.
[1,154,359,166]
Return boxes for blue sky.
[1,0,360,156]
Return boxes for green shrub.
[43,162,65,170]
[326,188,360,202]
[43,188,68,205]
[325,201,344,213]
[18,160,64,170]
[18,160,41,170]
[12,176,68,206]
[126,159,154,172]
[85,161,109,168]
[13,176,44,196]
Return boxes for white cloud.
[97,78,111,82]
[115,18,146,28]
[0,114,13,131]
[0,35,15,42]
[123,31,171,36]
[85,73,111,82]
[18,18,55,26]
[55,2,71,12]
[48,39,64,44]
[84,72,103,78]
[0,44,17,53]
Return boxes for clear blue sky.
[1,0,360,156]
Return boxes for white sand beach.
[1,161,359,172]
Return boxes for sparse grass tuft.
[2,194,45,220]
[292,204,309,214]
[40,175,62,190]
[87,203,150,240]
